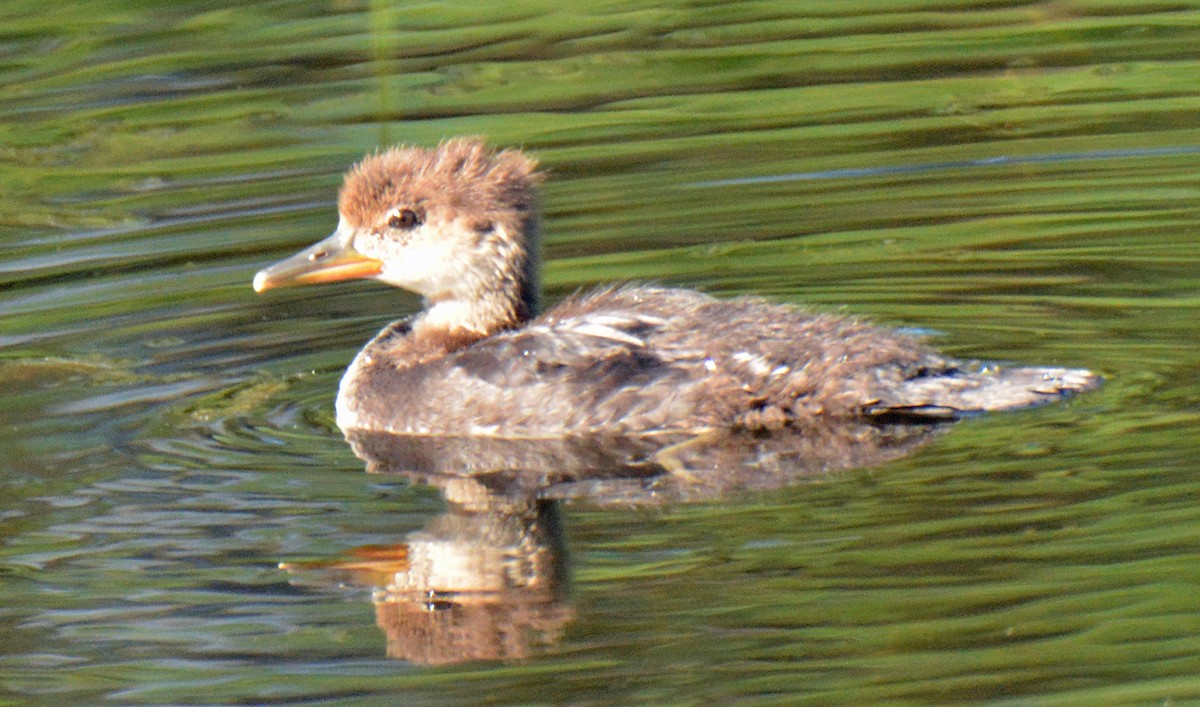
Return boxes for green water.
[3,0,1200,703]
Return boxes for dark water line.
[688,145,1200,188]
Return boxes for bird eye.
[388,208,420,230]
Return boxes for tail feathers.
[865,364,1100,422]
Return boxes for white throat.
[419,299,494,335]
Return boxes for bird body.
[254,139,1098,443]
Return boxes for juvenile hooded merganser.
[254,139,1098,441]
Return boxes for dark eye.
[388,208,420,230]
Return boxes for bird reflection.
[281,421,943,664]
[282,476,570,665]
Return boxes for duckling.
[254,139,1097,440]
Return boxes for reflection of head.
[375,593,572,665]
[372,497,570,665]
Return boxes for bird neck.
[410,218,540,350]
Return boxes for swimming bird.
[254,139,1097,442]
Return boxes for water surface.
[3,1,1200,703]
